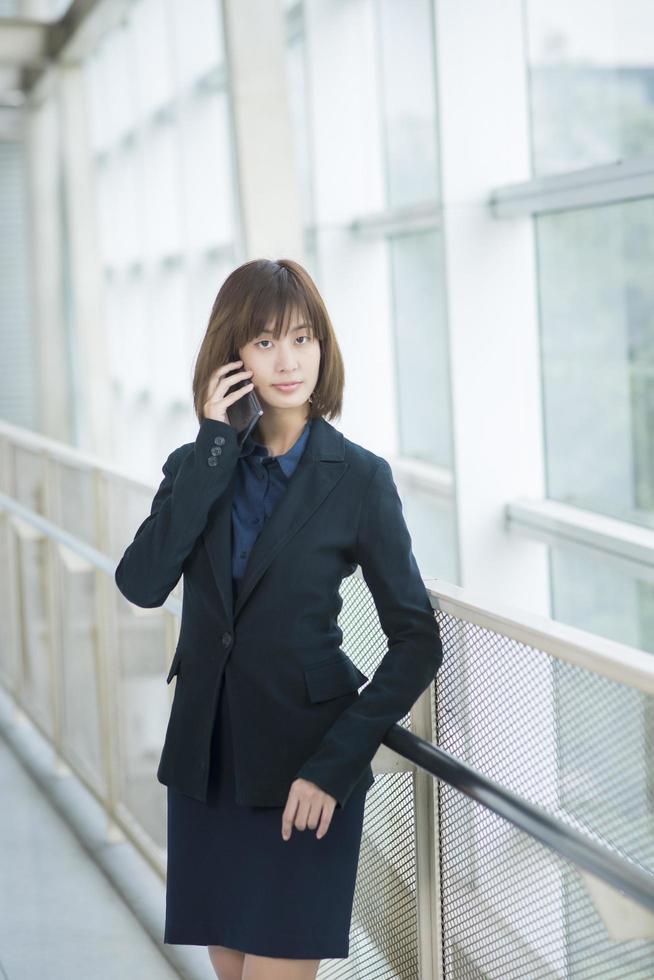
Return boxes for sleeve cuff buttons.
[206,430,228,465]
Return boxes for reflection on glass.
[525,0,654,174]
[536,199,654,530]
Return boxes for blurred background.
[1,2,654,978]
[2,0,654,645]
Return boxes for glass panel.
[536,198,654,529]
[0,514,19,686]
[400,480,459,586]
[13,447,46,514]
[377,0,440,207]
[85,26,135,150]
[390,230,452,468]
[551,543,654,652]
[59,554,105,791]
[95,148,143,269]
[285,10,315,226]
[180,90,236,252]
[150,265,189,406]
[113,595,174,848]
[169,0,224,91]
[131,0,175,120]
[14,530,54,734]
[525,0,654,175]
[142,121,183,261]
[57,461,97,547]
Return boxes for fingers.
[281,780,336,840]
[209,361,243,388]
[315,802,335,840]
[202,360,255,421]
[281,793,299,841]
[207,361,252,398]
[225,379,254,403]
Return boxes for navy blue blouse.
[231,418,313,597]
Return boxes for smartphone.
[225,352,264,448]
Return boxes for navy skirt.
[164,673,370,959]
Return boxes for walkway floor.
[0,735,179,980]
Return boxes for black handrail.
[383,723,654,915]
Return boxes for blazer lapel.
[202,416,348,624]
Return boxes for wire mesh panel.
[434,608,654,979]
[317,572,423,979]
[349,771,420,979]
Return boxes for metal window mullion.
[489,154,654,218]
[506,496,654,585]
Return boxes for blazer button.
[210,446,222,456]
[222,632,232,647]
[214,435,226,445]
[207,457,218,467]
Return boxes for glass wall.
[525,0,654,175]
[522,0,654,650]
[83,0,239,481]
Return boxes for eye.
[255,334,313,350]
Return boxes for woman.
[114,258,443,980]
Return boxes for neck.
[253,407,311,456]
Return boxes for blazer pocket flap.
[166,648,182,685]
[304,655,369,703]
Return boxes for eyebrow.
[260,323,310,334]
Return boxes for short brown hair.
[192,258,345,424]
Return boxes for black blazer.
[114,415,443,811]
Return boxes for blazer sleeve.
[294,458,443,809]
[114,418,239,608]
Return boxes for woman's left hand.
[281,778,337,841]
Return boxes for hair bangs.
[244,269,321,344]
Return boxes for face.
[239,312,321,413]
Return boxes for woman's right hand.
[203,359,254,424]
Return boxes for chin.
[261,392,308,408]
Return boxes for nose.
[276,344,300,371]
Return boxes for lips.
[273,382,302,390]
